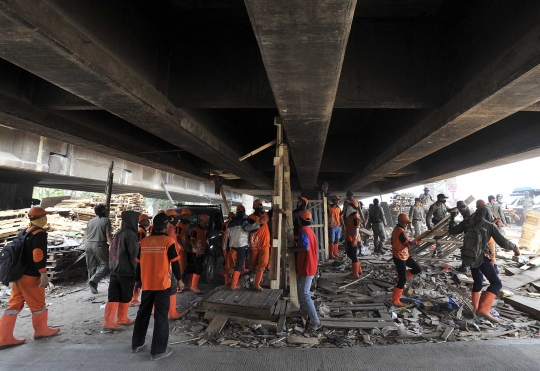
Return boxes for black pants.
[346,240,358,263]
[132,288,170,355]
[186,253,205,276]
[107,274,135,303]
[232,247,247,272]
[393,257,422,289]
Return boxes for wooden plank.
[458,329,520,338]
[245,289,273,308]
[204,311,277,330]
[503,295,540,320]
[317,278,344,294]
[205,288,230,303]
[320,320,395,329]
[282,143,298,307]
[272,300,284,316]
[279,300,288,316]
[205,315,229,334]
[270,118,283,288]
[323,195,329,260]
[231,289,256,305]
[276,316,286,334]
[260,289,283,309]
[287,335,319,345]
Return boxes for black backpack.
[461,218,486,268]
[0,226,41,285]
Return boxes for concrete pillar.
[0,183,35,210]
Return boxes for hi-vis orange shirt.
[176,221,190,251]
[391,225,411,260]
[248,212,271,249]
[346,213,360,242]
[137,235,179,290]
[191,226,208,255]
[328,205,341,227]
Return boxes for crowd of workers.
[0,188,527,358]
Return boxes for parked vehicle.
[175,204,224,283]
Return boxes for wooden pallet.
[201,288,283,320]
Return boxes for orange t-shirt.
[328,205,341,227]
[191,225,208,255]
[346,213,360,242]
[137,235,179,290]
[391,226,410,260]
[248,212,271,249]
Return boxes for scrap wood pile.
[0,209,28,249]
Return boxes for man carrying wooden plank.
[248,199,270,291]
[85,204,113,294]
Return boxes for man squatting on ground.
[131,212,182,360]
[0,207,60,349]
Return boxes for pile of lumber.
[0,209,28,249]
[46,231,86,281]
[519,210,540,253]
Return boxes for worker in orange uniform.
[175,208,192,291]
[102,211,140,331]
[131,213,182,360]
[287,210,321,332]
[0,207,60,350]
[164,209,184,318]
[328,195,342,259]
[248,199,270,291]
[130,214,152,306]
[391,213,422,307]
[189,214,209,294]
[344,199,362,278]
[219,212,235,286]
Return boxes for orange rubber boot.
[230,271,241,290]
[32,310,61,339]
[168,295,184,320]
[221,271,231,286]
[392,287,406,307]
[191,274,201,294]
[471,291,481,313]
[346,262,360,279]
[406,270,414,280]
[116,303,135,326]
[254,271,264,292]
[332,244,339,259]
[476,291,500,323]
[103,302,125,330]
[0,315,26,349]
[129,288,141,306]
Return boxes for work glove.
[39,272,49,288]
[134,281,142,290]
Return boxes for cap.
[488,195,495,201]
[299,210,312,221]
[423,187,429,191]
[28,207,52,220]
[253,199,263,207]
[397,213,412,224]
[436,193,449,200]
[166,209,180,217]
[415,198,421,202]
[476,199,487,207]
[153,213,172,227]
[236,205,245,212]
[332,195,340,201]
[181,208,192,216]
[297,196,309,206]
[138,214,152,222]
[496,193,503,198]
[157,209,165,214]
[227,212,235,219]
[200,214,210,222]
[456,201,466,209]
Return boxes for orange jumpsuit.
[248,212,271,273]
[175,221,190,273]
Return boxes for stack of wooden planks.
[0,209,28,249]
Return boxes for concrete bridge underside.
[1,0,540,200]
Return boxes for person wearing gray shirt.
[426,194,453,229]
[408,198,425,238]
[85,204,113,294]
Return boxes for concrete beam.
[345,14,540,191]
[378,112,540,194]
[245,0,356,189]
[0,0,270,189]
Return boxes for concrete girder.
[244,0,356,189]
[345,16,540,191]
[377,111,540,194]
[0,0,271,190]
[0,93,210,183]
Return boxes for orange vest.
[249,212,271,249]
[191,225,208,255]
[391,226,409,260]
[175,221,190,251]
[346,213,360,242]
[138,235,179,291]
[328,205,341,227]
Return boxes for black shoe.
[151,348,172,361]
[455,265,467,273]
[88,281,98,294]
[131,344,146,353]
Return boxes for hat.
[436,193,448,200]
[153,213,172,227]
[299,210,312,221]
[476,199,487,207]
[415,198,421,202]
[423,187,429,191]
[138,214,152,222]
[227,212,235,219]
[253,199,263,207]
[456,201,466,209]
[166,209,180,217]
[157,209,165,214]
[236,205,246,212]
[397,213,411,224]
[181,208,192,216]
[332,195,340,201]
[297,196,309,206]
[28,207,52,220]
[200,214,210,222]
[488,195,495,202]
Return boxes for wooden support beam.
[323,195,330,260]
[239,139,277,161]
[282,143,298,308]
[270,119,284,289]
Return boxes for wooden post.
[220,188,230,214]
[282,144,298,307]
[270,118,283,289]
[104,161,114,217]
[323,195,330,260]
